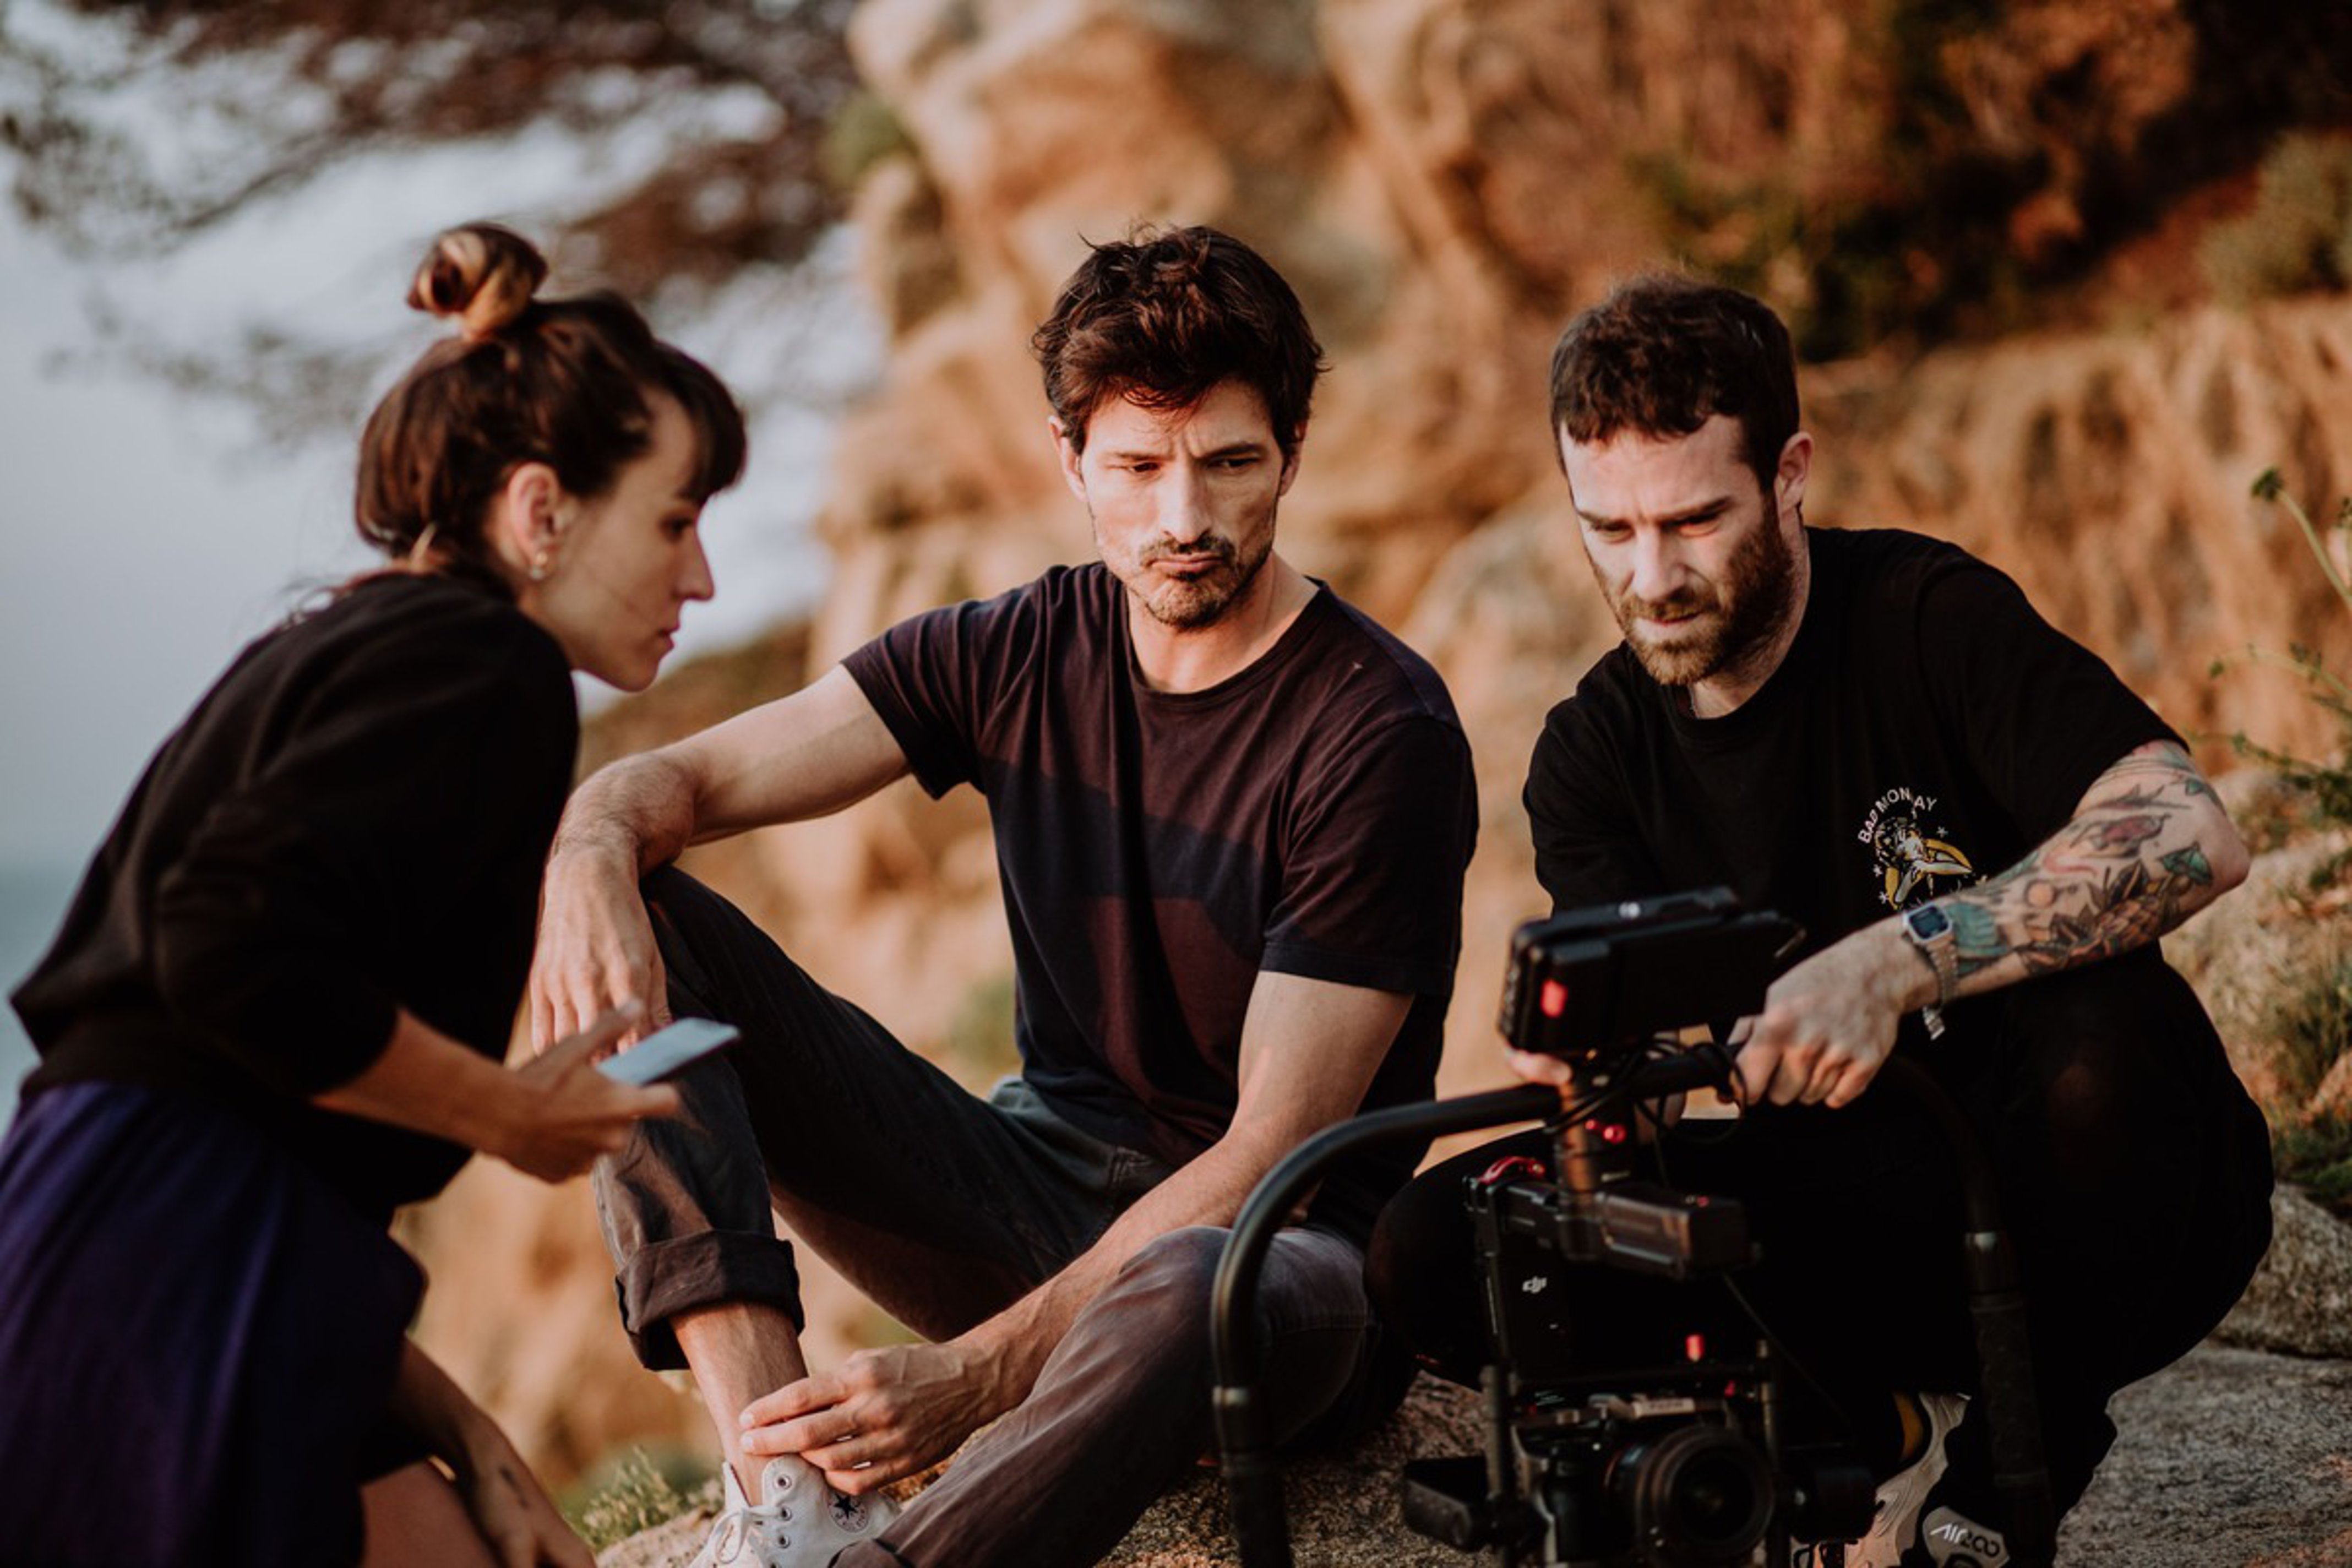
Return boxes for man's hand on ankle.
[738,1336,1023,1493]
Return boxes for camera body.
[1403,890,1872,1567]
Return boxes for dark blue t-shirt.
[845,564,1477,1243]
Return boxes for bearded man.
[1370,275,2271,1567]
[530,225,1477,1568]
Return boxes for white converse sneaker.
[1845,1391,1966,1568]
[689,1455,897,1567]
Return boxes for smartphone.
[597,1017,741,1086]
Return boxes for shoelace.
[708,1501,792,1563]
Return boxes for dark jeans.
[592,868,1400,1568]
[1367,955,2274,1526]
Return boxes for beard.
[1107,522,1275,630]
[1605,515,1798,688]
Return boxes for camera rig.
[1210,889,2057,1568]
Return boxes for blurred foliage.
[2276,1114,2352,1216]
[2211,471,2352,839]
[1670,0,2035,359]
[0,0,880,447]
[820,87,913,194]
[1630,0,2352,357]
[2217,470,2352,1210]
[845,1299,923,1351]
[2203,132,2352,304]
[940,970,1020,1092]
[562,1444,718,1550]
[1,0,863,297]
[2272,949,2352,1107]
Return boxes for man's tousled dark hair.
[1548,275,1799,494]
[1031,224,1325,456]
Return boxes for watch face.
[1905,905,1952,940]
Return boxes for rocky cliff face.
[411,0,2352,1488]
[810,0,2352,1086]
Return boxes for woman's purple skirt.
[0,1081,424,1567]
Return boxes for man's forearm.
[1938,741,2246,997]
[551,748,703,875]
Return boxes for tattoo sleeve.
[1942,742,2235,987]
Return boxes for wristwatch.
[1901,903,1957,1040]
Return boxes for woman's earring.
[529,546,553,584]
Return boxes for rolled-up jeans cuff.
[614,1229,804,1370]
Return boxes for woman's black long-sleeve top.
[12,573,578,1222]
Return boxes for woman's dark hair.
[1030,224,1325,458]
[1548,274,1799,496]
[355,223,748,592]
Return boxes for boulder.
[2217,1184,2352,1362]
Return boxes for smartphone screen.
[597,1017,741,1086]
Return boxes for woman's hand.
[486,1003,680,1183]
[450,1421,595,1568]
[319,1004,672,1174]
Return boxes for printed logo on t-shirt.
[1858,786,1977,908]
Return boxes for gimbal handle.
[1212,1084,1561,1568]
[1871,1057,2057,1567]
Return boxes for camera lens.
[1610,1424,1774,1567]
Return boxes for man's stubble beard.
[1605,508,1798,689]
[1101,509,1277,631]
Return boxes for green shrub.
[821,90,916,192]
[941,970,1020,1089]
[2270,949,2352,1104]
[2211,471,2352,831]
[2274,1115,2352,1216]
[2219,470,2352,1211]
[2202,132,2352,304]
[563,1446,719,1551]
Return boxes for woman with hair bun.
[0,223,749,1567]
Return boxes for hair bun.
[407,223,549,341]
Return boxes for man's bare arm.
[530,666,910,1047]
[736,970,1415,1491]
[1735,739,2246,1108]
[1939,739,2247,988]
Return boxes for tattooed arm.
[1939,739,2247,987]
[1733,741,2246,1109]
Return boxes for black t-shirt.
[845,563,1478,1243]
[14,574,578,1221]
[1526,527,2177,993]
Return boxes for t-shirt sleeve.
[1912,555,2181,844]
[841,597,1004,799]
[1259,714,1477,996]
[148,618,575,1097]
[1524,684,1665,914]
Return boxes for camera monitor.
[1498,888,1802,1060]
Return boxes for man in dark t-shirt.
[532,227,1476,1568]
[1372,277,2271,1568]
